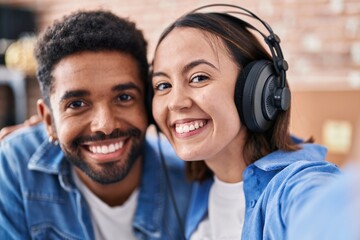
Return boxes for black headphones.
[148,3,291,133]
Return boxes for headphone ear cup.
[235,61,256,129]
[235,60,279,132]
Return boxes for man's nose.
[90,105,118,135]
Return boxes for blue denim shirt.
[185,141,341,240]
[0,124,192,240]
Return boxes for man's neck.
[74,158,143,207]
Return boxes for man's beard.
[62,128,144,185]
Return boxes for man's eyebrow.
[112,82,142,93]
[60,90,90,103]
[152,59,218,78]
[59,83,142,103]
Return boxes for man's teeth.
[175,120,206,134]
[89,141,124,154]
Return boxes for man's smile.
[79,137,130,164]
[87,140,125,154]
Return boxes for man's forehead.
[50,51,144,96]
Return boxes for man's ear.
[37,99,56,138]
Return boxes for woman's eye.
[155,82,172,91]
[68,100,85,109]
[191,74,209,83]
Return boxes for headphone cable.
[156,129,186,240]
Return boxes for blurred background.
[0,0,359,166]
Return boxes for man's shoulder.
[145,132,185,171]
[0,123,56,169]
[1,123,47,147]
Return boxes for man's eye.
[155,82,171,91]
[117,94,133,101]
[68,101,85,109]
[191,75,209,83]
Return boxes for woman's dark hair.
[154,12,307,181]
[35,10,148,106]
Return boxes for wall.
[0,0,359,165]
[292,90,360,166]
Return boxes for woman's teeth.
[175,120,206,134]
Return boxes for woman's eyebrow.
[182,59,218,75]
[152,59,218,78]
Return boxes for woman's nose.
[168,87,192,112]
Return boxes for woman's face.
[152,27,247,162]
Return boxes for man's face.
[40,51,148,184]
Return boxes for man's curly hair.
[35,10,148,105]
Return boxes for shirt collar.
[27,126,65,174]
[253,142,327,171]
[132,136,165,238]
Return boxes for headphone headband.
[190,3,274,34]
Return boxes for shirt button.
[244,168,254,178]
[250,200,257,208]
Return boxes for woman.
[150,5,341,240]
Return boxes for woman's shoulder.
[252,142,329,173]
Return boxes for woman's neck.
[205,152,247,183]
[204,129,248,183]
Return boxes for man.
[0,10,191,240]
